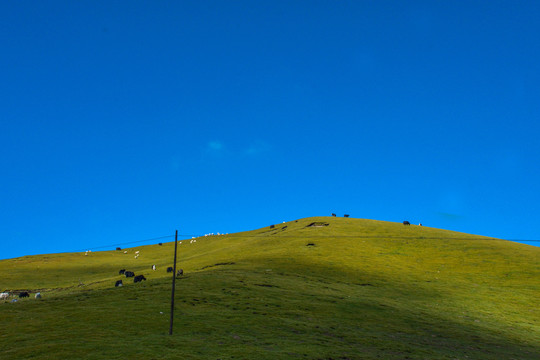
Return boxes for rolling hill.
[1,217,539,359]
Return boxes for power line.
[71,234,176,253]
[188,233,540,242]
[69,232,540,254]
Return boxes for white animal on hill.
[135,251,140,254]
[35,293,42,299]
[0,292,9,300]
[124,251,128,254]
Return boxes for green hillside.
[1,217,539,359]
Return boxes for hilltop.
[1,217,539,359]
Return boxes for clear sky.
[1,1,539,260]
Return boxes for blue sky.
[1,1,539,260]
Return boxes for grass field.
[1,217,539,359]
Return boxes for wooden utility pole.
[169,229,178,335]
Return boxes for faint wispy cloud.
[244,140,270,157]
[203,141,227,157]
[207,141,224,152]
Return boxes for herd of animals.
[1,291,41,302]
[3,216,421,303]
[113,265,183,287]
[1,263,184,302]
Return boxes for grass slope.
[1,217,539,359]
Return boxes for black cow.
[116,247,121,251]
[167,267,174,273]
[344,214,350,218]
[403,221,410,226]
[177,269,183,277]
[119,269,126,275]
[158,242,163,246]
[270,225,275,229]
[331,213,336,217]
[19,292,29,298]
[134,275,146,283]
[115,280,123,287]
[125,271,135,278]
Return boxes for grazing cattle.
[0,292,9,300]
[344,214,350,218]
[119,269,126,275]
[134,275,146,283]
[116,247,121,251]
[403,221,410,226]
[19,292,29,298]
[35,293,42,299]
[158,243,162,246]
[270,225,275,229]
[167,267,174,273]
[331,213,336,217]
[177,269,183,277]
[419,223,423,226]
[115,280,123,287]
[124,271,135,278]
[152,265,156,271]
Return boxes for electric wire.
[72,231,540,253]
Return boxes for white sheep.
[0,292,9,300]
[35,293,42,299]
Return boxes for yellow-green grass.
[1,217,538,359]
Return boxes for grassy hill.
[1,217,539,359]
